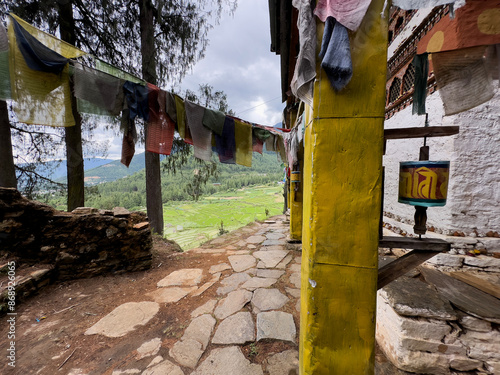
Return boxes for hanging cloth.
[234,119,253,167]
[291,0,316,106]
[319,17,353,92]
[392,0,463,11]
[412,53,429,116]
[252,127,272,155]
[313,0,371,32]
[174,94,187,139]
[7,14,86,126]
[265,133,277,152]
[432,45,494,116]
[202,108,226,136]
[123,81,149,121]
[95,58,143,84]
[72,62,124,116]
[185,101,212,161]
[0,25,11,100]
[146,84,175,155]
[277,135,287,164]
[215,117,236,164]
[165,91,178,123]
[120,106,137,167]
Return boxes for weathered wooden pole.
[299,0,388,373]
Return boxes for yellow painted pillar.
[299,1,388,374]
[289,147,303,241]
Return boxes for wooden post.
[299,1,388,373]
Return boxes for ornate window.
[402,63,416,93]
[388,77,401,103]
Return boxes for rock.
[380,277,456,320]
[253,250,289,268]
[486,361,500,374]
[146,356,163,368]
[111,369,140,374]
[182,314,216,350]
[176,225,184,231]
[384,349,450,375]
[191,300,217,318]
[169,338,204,369]
[241,277,277,291]
[289,273,301,289]
[133,222,149,230]
[209,263,231,274]
[212,312,255,344]
[228,255,257,272]
[256,311,296,343]
[449,356,483,371]
[252,289,289,311]
[256,269,285,279]
[141,359,184,375]
[191,273,220,297]
[85,302,159,338]
[248,244,257,249]
[266,232,285,240]
[296,300,300,312]
[192,346,263,375]
[463,255,500,269]
[285,287,301,298]
[426,253,463,267]
[147,287,197,303]
[288,264,301,273]
[246,235,266,244]
[265,350,299,375]
[112,207,130,217]
[216,272,251,295]
[457,311,492,332]
[136,337,161,359]
[262,239,285,246]
[72,207,98,215]
[214,289,253,320]
[295,256,301,264]
[276,254,294,269]
[157,269,203,287]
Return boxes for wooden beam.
[377,250,440,289]
[379,236,451,251]
[384,126,459,140]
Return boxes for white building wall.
[383,88,500,236]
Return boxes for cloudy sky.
[103,0,284,160]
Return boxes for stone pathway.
[82,216,301,375]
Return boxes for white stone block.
[426,253,464,268]
[449,356,483,371]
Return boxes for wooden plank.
[380,236,451,252]
[378,250,440,289]
[384,126,459,140]
[421,267,500,323]
[448,271,500,300]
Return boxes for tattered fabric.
[146,84,175,155]
[319,17,353,92]
[165,91,177,123]
[73,63,124,117]
[412,53,429,116]
[175,94,187,139]
[185,101,212,161]
[123,81,149,121]
[0,25,11,100]
[120,107,137,167]
[11,16,68,74]
[202,108,226,136]
[7,14,86,127]
[313,0,372,31]
[265,134,277,152]
[291,0,316,106]
[252,127,271,155]
[432,46,494,116]
[234,119,253,167]
[215,117,236,164]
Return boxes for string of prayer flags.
[234,118,253,168]
[215,117,236,164]
[0,24,11,100]
[202,108,226,136]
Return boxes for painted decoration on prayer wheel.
[398,161,450,207]
[290,171,301,183]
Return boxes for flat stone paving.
[77,216,302,374]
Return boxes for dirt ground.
[0,222,300,375]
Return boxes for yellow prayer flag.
[175,95,186,139]
[234,119,252,167]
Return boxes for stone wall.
[0,188,152,281]
[383,89,500,237]
[376,255,500,374]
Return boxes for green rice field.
[163,184,284,250]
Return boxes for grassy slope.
[164,184,284,250]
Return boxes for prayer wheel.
[398,161,450,207]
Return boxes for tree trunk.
[140,0,164,235]
[59,0,84,211]
[0,100,17,188]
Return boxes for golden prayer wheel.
[290,171,301,183]
[398,161,450,207]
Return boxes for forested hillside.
[45,152,284,211]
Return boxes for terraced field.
[163,184,284,250]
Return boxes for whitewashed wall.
[383,89,500,236]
